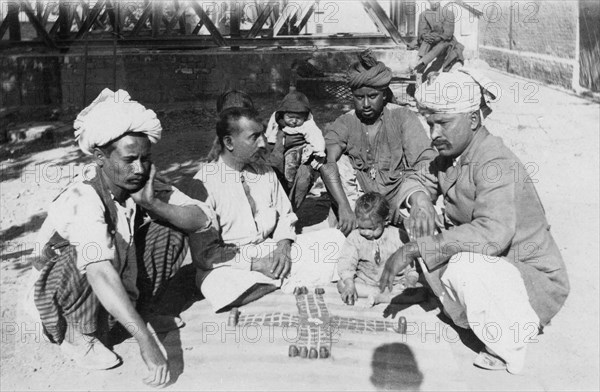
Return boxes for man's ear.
[223,135,234,152]
[469,111,481,131]
[93,147,106,167]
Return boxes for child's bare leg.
[365,286,406,307]
[352,281,381,299]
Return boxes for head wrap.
[347,49,392,90]
[277,91,311,113]
[74,88,162,155]
[414,68,497,116]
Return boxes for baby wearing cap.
[265,91,326,208]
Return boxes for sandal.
[473,348,507,371]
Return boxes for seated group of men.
[25,49,569,387]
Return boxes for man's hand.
[337,205,356,236]
[340,279,358,305]
[423,33,437,44]
[131,164,157,208]
[379,242,420,293]
[139,335,170,388]
[406,191,437,240]
[271,239,292,279]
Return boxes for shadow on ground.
[370,342,423,391]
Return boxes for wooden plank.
[151,0,162,37]
[74,0,105,40]
[191,20,204,35]
[190,1,226,46]
[106,0,120,34]
[296,1,316,33]
[41,2,53,26]
[57,0,71,38]
[272,2,299,36]
[6,1,21,41]
[229,0,241,37]
[130,2,151,36]
[361,0,404,45]
[246,3,272,38]
[0,15,10,40]
[21,1,57,47]
[165,2,187,35]
[48,9,63,37]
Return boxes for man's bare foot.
[60,329,120,370]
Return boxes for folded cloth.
[199,229,345,312]
[74,88,162,155]
[200,267,281,312]
[414,68,497,116]
[347,49,392,90]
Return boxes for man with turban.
[379,70,570,374]
[321,49,437,235]
[408,0,464,75]
[26,89,215,386]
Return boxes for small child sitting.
[337,192,421,306]
[265,91,326,208]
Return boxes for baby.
[265,91,326,196]
[337,192,421,306]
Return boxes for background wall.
[478,0,580,90]
[0,47,411,112]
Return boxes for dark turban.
[346,49,393,90]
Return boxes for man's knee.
[444,252,494,281]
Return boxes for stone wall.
[478,0,579,90]
[1,47,412,112]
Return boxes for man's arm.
[320,143,355,235]
[132,165,210,233]
[416,156,518,271]
[86,261,169,387]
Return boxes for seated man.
[187,107,345,312]
[379,71,570,374]
[408,0,464,75]
[25,89,214,387]
[321,49,437,235]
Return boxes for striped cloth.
[34,221,187,344]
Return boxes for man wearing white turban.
[27,89,215,387]
[379,70,569,374]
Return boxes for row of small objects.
[288,345,330,359]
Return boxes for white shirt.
[193,157,297,247]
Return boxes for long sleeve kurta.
[397,127,569,325]
[324,104,437,207]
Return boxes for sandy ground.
[1,68,599,391]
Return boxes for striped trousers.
[34,222,188,344]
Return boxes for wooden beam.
[106,0,122,34]
[151,0,162,37]
[246,3,272,38]
[190,1,226,46]
[361,0,404,45]
[191,20,204,35]
[229,0,241,38]
[6,2,21,41]
[74,0,105,40]
[20,1,57,47]
[295,1,316,33]
[165,2,187,35]
[131,2,152,36]
[2,34,396,50]
[57,0,71,39]
[0,15,10,40]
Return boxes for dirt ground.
[1,68,599,391]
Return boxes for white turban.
[74,88,162,155]
[414,68,496,115]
